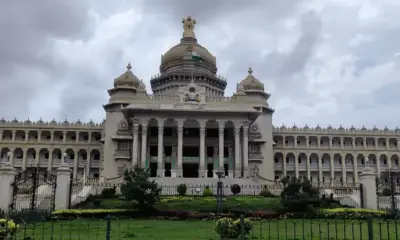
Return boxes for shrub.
[280,177,320,212]
[259,185,274,198]
[215,217,252,238]
[230,184,241,195]
[203,186,213,197]
[0,219,18,237]
[101,187,116,199]
[177,184,187,196]
[120,166,161,207]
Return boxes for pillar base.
[157,169,165,177]
[198,169,207,178]
[227,170,233,178]
[243,168,249,178]
[170,170,177,178]
[234,170,242,178]
[175,168,183,178]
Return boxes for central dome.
[160,16,217,74]
[161,40,216,68]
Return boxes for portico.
[123,111,258,179]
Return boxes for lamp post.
[216,170,224,214]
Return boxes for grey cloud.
[142,0,304,25]
[0,0,92,119]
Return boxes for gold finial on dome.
[182,16,196,38]
[248,67,253,75]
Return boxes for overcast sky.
[1,0,400,129]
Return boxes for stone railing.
[205,96,237,103]
[273,125,400,136]
[0,118,103,129]
[145,94,180,101]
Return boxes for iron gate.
[68,173,84,208]
[9,167,57,213]
[376,170,400,211]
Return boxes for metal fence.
[3,215,399,240]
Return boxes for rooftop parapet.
[273,124,400,136]
[0,118,104,129]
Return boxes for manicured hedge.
[51,208,395,221]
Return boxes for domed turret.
[239,67,264,91]
[114,63,141,88]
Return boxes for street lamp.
[216,169,224,214]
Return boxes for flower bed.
[51,207,394,221]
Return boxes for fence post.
[0,163,16,214]
[367,217,374,240]
[106,215,111,240]
[239,215,245,240]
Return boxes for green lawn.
[79,196,283,212]
[12,219,399,240]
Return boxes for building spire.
[182,16,196,38]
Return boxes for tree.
[120,166,161,207]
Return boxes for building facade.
[0,17,399,183]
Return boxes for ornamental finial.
[126,62,132,71]
[248,67,253,75]
[182,16,196,38]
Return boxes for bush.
[177,184,187,196]
[230,184,241,195]
[259,185,274,198]
[203,186,213,197]
[280,177,320,212]
[101,187,116,199]
[120,166,161,207]
[215,217,252,238]
[0,219,18,237]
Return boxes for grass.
[77,196,283,212]
[12,219,400,240]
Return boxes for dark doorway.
[207,163,214,178]
[150,163,157,177]
[165,162,171,177]
[224,164,229,176]
[183,163,199,178]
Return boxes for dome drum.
[150,73,227,92]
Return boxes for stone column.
[306,153,311,179]
[353,157,359,183]
[132,123,139,167]
[176,119,184,177]
[216,121,225,177]
[157,119,164,177]
[73,150,78,178]
[141,124,148,169]
[199,120,207,177]
[234,124,241,178]
[341,154,347,182]
[295,154,299,178]
[0,163,16,213]
[55,163,72,210]
[359,166,377,209]
[243,124,249,178]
